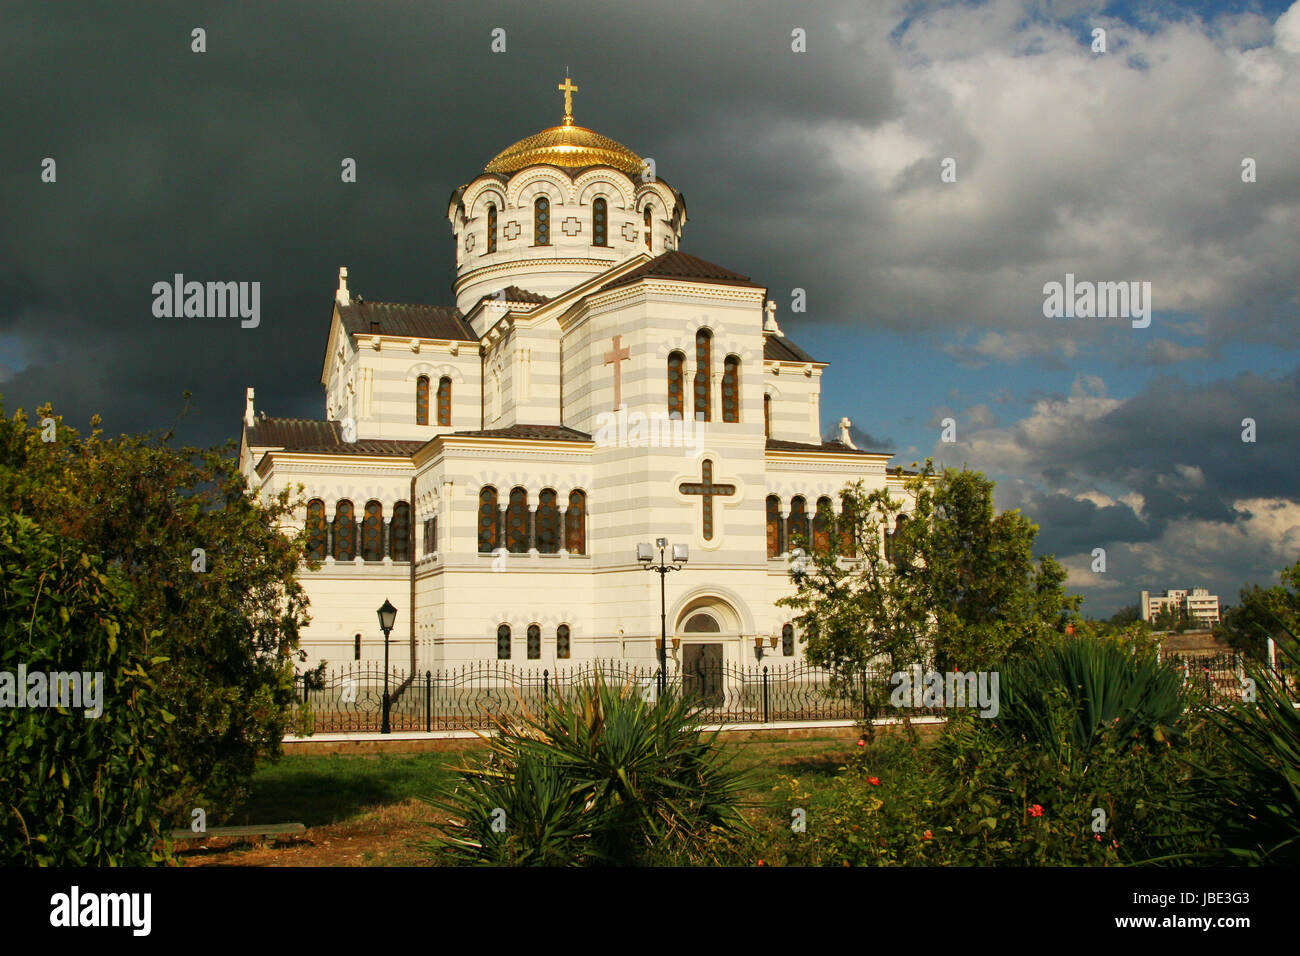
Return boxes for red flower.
[1028,804,1043,817]
[856,739,866,747]
[757,859,766,866]
[867,777,881,786]
[923,830,933,840]
[1095,833,1104,842]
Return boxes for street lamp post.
[377,598,397,734]
[637,538,688,697]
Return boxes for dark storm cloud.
[0,0,894,443]
[1020,491,1159,559]
[956,365,1300,547]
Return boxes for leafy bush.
[761,640,1227,867]
[0,401,310,827]
[424,677,755,866]
[0,513,173,865]
[766,708,1223,866]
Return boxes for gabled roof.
[337,300,477,342]
[599,250,763,292]
[475,285,551,308]
[765,438,879,456]
[450,424,592,441]
[245,417,425,456]
[764,332,822,365]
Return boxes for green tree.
[0,513,173,865]
[1215,560,1300,660]
[780,461,1079,680]
[0,398,310,826]
[1109,603,1141,627]
[1152,604,1180,631]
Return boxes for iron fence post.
[425,670,431,733]
[543,669,549,706]
[762,665,769,723]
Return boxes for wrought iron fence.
[290,652,1298,735]
[1162,650,1296,702]
[290,659,947,734]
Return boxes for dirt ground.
[174,798,443,867]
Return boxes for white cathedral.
[239,78,913,676]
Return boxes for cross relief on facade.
[603,334,630,410]
[561,216,582,236]
[503,220,521,241]
[679,458,736,541]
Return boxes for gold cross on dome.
[558,75,578,125]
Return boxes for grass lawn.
[178,735,856,866]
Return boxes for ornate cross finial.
[558,75,578,125]
[839,417,857,449]
[336,266,350,307]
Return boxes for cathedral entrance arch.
[675,598,737,707]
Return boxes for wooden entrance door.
[682,642,724,706]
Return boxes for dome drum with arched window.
[447,76,686,313]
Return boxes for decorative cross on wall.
[621,222,638,243]
[679,459,736,541]
[562,216,582,236]
[604,334,630,410]
[503,220,521,241]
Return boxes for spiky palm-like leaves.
[1184,621,1300,864]
[992,638,1188,766]
[424,676,755,866]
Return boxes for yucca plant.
[424,674,756,866]
[1177,619,1300,864]
[992,637,1188,767]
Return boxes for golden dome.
[484,122,644,176]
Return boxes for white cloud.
[806,0,1300,355]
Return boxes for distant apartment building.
[1140,587,1221,627]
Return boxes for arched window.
[782,623,795,657]
[534,196,550,245]
[814,497,833,554]
[557,624,571,659]
[416,375,430,426]
[722,354,740,423]
[684,613,720,633]
[536,488,560,554]
[390,501,411,561]
[667,350,685,419]
[487,203,497,253]
[565,490,586,555]
[788,496,809,551]
[693,329,712,422]
[763,393,772,438]
[890,514,909,565]
[354,633,362,661]
[362,500,384,560]
[437,376,452,426]
[766,495,783,558]
[527,623,541,660]
[506,487,529,554]
[593,197,607,246]
[306,499,327,560]
[497,624,511,660]
[886,514,909,564]
[478,487,499,553]
[839,495,856,557]
[333,500,356,561]
[643,205,652,249]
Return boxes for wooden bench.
[170,823,306,843]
